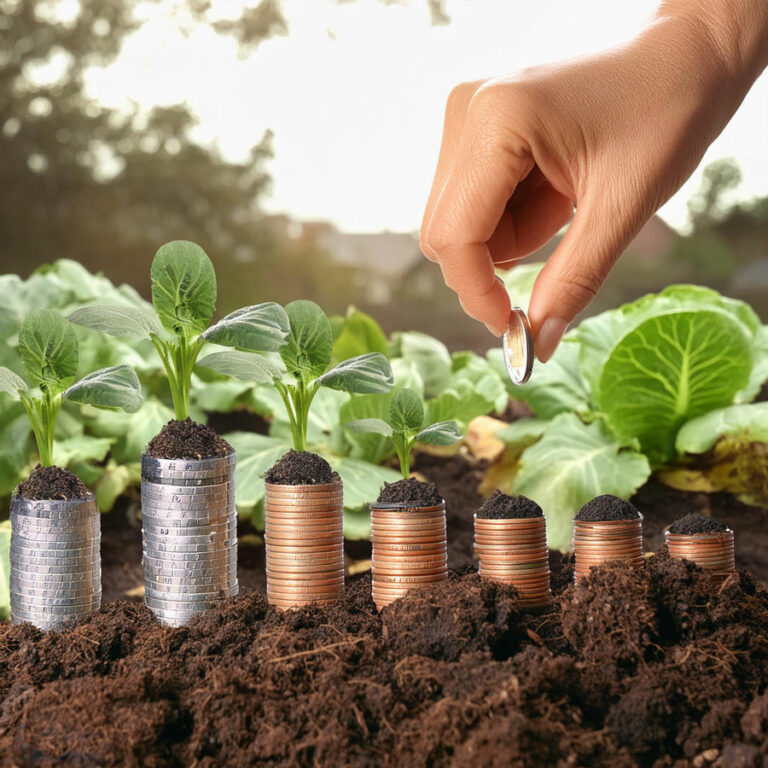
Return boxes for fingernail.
[534,317,568,362]
[484,321,504,338]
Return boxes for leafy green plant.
[345,388,461,478]
[486,274,768,550]
[0,310,143,467]
[70,240,290,421]
[199,299,394,451]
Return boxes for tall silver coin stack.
[140,451,238,627]
[10,493,101,631]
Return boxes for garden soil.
[146,419,232,460]
[17,465,89,501]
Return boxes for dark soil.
[477,490,542,519]
[17,464,89,501]
[575,494,641,521]
[146,419,232,460]
[2,555,768,767]
[265,450,337,486]
[669,512,729,535]
[376,477,442,506]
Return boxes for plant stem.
[393,434,411,479]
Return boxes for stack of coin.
[264,480,344,609]
[141,452,238,627]
[370,501,447,610]
[473,515,551,609]
[573,517,644,582]
[10,493,101,630]
[666,529,735,583]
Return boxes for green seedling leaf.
[203,302,290,351]
[68,305,162,339]
[316,352,393,393]
[0,367,28,398]
[64,365,144,413]
[676,402,768,455]
[598,310,752,465]
[414,420,462,446]
[280,300,333,380]
[198,350,284,384]
[344,418,394,437]
[18,310,79,393]
[151,240,217,339]
[389,388,424,433]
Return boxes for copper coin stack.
[573,517,644,583]
[264,480,344,609]
[666,529,735,583]
[370,502,447,610]
[473,515,551,608]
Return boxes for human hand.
[420,0,768,361]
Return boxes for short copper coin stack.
[573,517,644,583]
[666,529,735,583]
[473,515,551,608]
[370,502,447,610]
[264,480,344,609]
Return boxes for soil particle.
[477,490,542,519]
[264,449,337,485]
[146,418,232,460]
[376,477,442,506]
[575,494,641,521]
[668,512,729,535]
[17,465,89,501]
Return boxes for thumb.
[528,196,639,362]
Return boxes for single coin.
[502,307,534,385]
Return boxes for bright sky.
[85,0,768,234]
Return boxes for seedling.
[345,388,461,478]
[70,240,290,420]
[0,310,143,467]
[199,299,394,451]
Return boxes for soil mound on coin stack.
[477,490,542,519]
[668,512,729,534]
[2,554,768,766]
[17,464,89,501]
[147,418,232,460]
[377,477,442,506]
[575,494,640,521]
[265,450,337,485]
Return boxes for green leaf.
[496,418,549,445]
[197,350,284,384]
[0,520,10,621]
[316,352,393,393]
[225,432,292,510]
[203,302,290,351]
[497,261,545,308]
[94,462,133,512]
[0,405,33,496]
[191,377,254,414]
[68,305,162,339]
[339,393,393,464]
[280,300,333,380]
[18,309,79,392]
[598,310,752,464]
[0,367,28,398]
[676,402,768,455]
[151,240,217,339]
[344,418,394,437]
[331,306,388,362]
[736,325,768,403]
[512,414,651,551]
[64,365,143,413]
[389,388,424,433]
[389,331,452,397]
[414,420,461,446]
[53,434,114,467]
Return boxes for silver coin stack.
[10,493,101,631]
[140,451,238,627]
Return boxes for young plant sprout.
[0,310,143,467]
[198,299,394,451]
[69,240,290,420]
[345,388,461,478]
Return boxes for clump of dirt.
[477,490,542,519]
[575,494,640,521]
[377,477,442,506]
[146,418,232,460]
[669,512,729,534]
[3,554,768,767]
[265,450,337,485]
[17,464,89,501]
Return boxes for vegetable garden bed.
[2,453,767,768]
